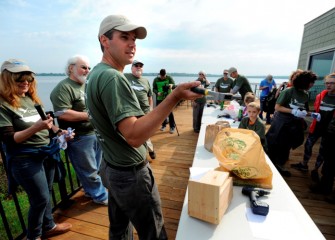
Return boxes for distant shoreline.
[36,73,289,79]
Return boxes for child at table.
[238,102,268,152]
[242,92,256,117]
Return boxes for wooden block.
[188,170,233,224]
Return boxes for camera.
[162,84,170,93]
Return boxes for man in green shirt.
[228,67,253,103]
[50,55,108,205]
[215,69,234,93]
[124,60,156,160]
[152,69,176,133]
[85,14,202,240]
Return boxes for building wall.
[297,7,335,70]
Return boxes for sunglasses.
[15,75,35,83]
[80,65,91,71]
[199,73,204,76]
[325,82,335,85]
[134,64,143,68]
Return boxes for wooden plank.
[46,102,335,240]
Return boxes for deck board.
[50,102,335,240]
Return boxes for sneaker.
[275,164,291,177]
[93,198,108,206]
[43,223,72,238]
[311,169,320,183]
[160,126,166,131]
[291,162,308,172]
[169,127,175,134]
[149,151,156,160]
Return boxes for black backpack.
[264,88,278,114]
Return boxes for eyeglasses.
[325,82,335,85]
[80,65,91,71]
[15,75,35,83]
[134,64,143,68]
[224,73,228,75]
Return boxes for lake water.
[36,75,289,112]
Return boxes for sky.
[0,0,334,76]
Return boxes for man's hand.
[170,82,203,101]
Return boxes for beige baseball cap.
[98,15,147,39]
[1,59,34,74]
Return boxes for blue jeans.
[11,155,56,239]
[100,160,167,240]
[303,132,324,169]
[67,134,107,202]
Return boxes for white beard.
[77,75,86,84]
[73,71,87,84]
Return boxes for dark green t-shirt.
[232,75,252,100]
[215,77,234,93]
[124,73,152,114]
[194,78,210,104]
[50,77,93,135]
[276,87,309,110]
[238,117,267,150]
[85,63,146,167]
[0,96,49,149]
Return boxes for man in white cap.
[50,55,108,205]
[85,15,202,239]
[228,67,253,102]
[124,60,156,160]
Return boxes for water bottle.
[220,101,224,111]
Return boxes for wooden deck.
[50,102,335,240]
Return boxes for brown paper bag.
[204,121,230,152]
[212,128,273,189]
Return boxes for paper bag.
[212,128,273,189]
[204,121,230,152]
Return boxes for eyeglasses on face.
[134,64,143,68]
[15,75,35,83]
[79,65,91,71]
[325,82,335,85]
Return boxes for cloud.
[1,0,334,75]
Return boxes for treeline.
[36,72,289,79]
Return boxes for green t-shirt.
[124,73,152,114]
[215,77,234,93]
[152,75,175,101]
[0,96,49,150]
[276,87,309,110]
[238,117,267,150]
[232,75,252,99]
[85,63,146,167]
[50,77,93,135]
[194,78,210,104]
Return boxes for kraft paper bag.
[212,128,273,189]
[204,121,230,152]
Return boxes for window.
[308,50,335,80]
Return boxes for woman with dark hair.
[266,70,317,177]
[0,59,73,240]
